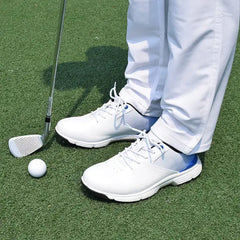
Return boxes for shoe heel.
[172,162,202,186]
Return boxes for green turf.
[0,1,239,239]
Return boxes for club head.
[9,134,44,158]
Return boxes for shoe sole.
[55,126,138,148]
[81,157,202,202]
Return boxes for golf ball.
[28,159,47,178]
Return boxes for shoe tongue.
[104,99,119,112]
[129,133,155,155]
[119,132,165,166]
[148,131,162,144]
[129,131,161,153]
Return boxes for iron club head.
[8,134,44,158]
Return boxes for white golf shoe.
[81,130,202,202]
[56,85,158,148]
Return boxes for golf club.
[9,0,67,158]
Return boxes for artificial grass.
[0,0,239,239]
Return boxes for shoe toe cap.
[81,163,112,193]
[56,118,74,137]
[56,116,90,139]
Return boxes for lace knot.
[91,83,127,129]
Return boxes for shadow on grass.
[42,45,128,149]
[198,152,205,167]
[80,184,116,204]
[43,45,128,116]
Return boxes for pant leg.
[119,0,169,117]
[151,0,240,154]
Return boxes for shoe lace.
[119,126,165,170]
[91,82,127,129]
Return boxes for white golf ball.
[28,159,47,178]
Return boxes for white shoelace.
[91,83,128,129]
[119,126,165,170]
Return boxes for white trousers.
[120,0,240,154]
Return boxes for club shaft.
[43,0,67,142]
